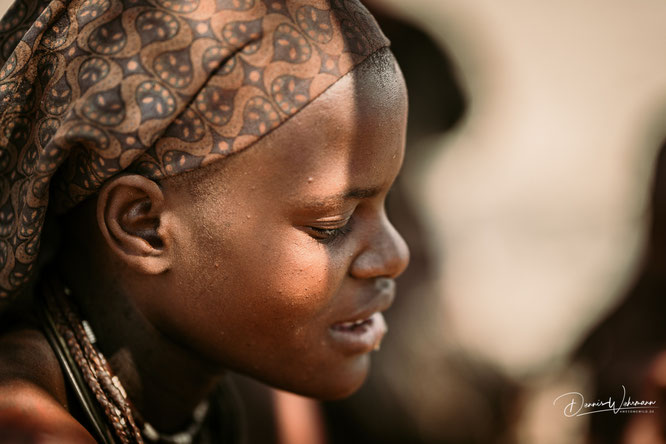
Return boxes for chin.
[281,354,372,401]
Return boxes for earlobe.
[96,175,171,275]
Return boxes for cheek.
[265,243,338,310]
[169,214,368,397]
[186,226,345,345]
[235,236,343,326]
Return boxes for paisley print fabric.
[0,0,389,303]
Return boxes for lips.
[333,317,375,331]
[328,278,396,355]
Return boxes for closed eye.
[307,220,353,245]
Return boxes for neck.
[57,261,224,433]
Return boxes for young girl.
[0,0,409,442]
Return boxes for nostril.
[375,277,394,291]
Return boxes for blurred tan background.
[377,0,666,376]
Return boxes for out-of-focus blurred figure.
[573,145,666,444]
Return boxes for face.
[151,54,409,399]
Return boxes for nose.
[349,214,410,280]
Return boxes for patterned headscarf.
[0,0,389,303]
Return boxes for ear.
[96,174,172,274]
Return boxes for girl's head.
[65,46,409,399]
[0,0,409,398]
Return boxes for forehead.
[224,52,408,201]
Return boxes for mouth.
[328,280,395,355]
[332,316,376,333]
[329,312,388,355]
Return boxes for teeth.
[340,318,367,328]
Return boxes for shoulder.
[0,325,96,443]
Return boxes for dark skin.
[0,327,97,443]
[0,50,409,440]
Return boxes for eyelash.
[308,221,353,244]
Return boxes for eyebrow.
[304,186,382,209]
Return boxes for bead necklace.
[40,275,211,444]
